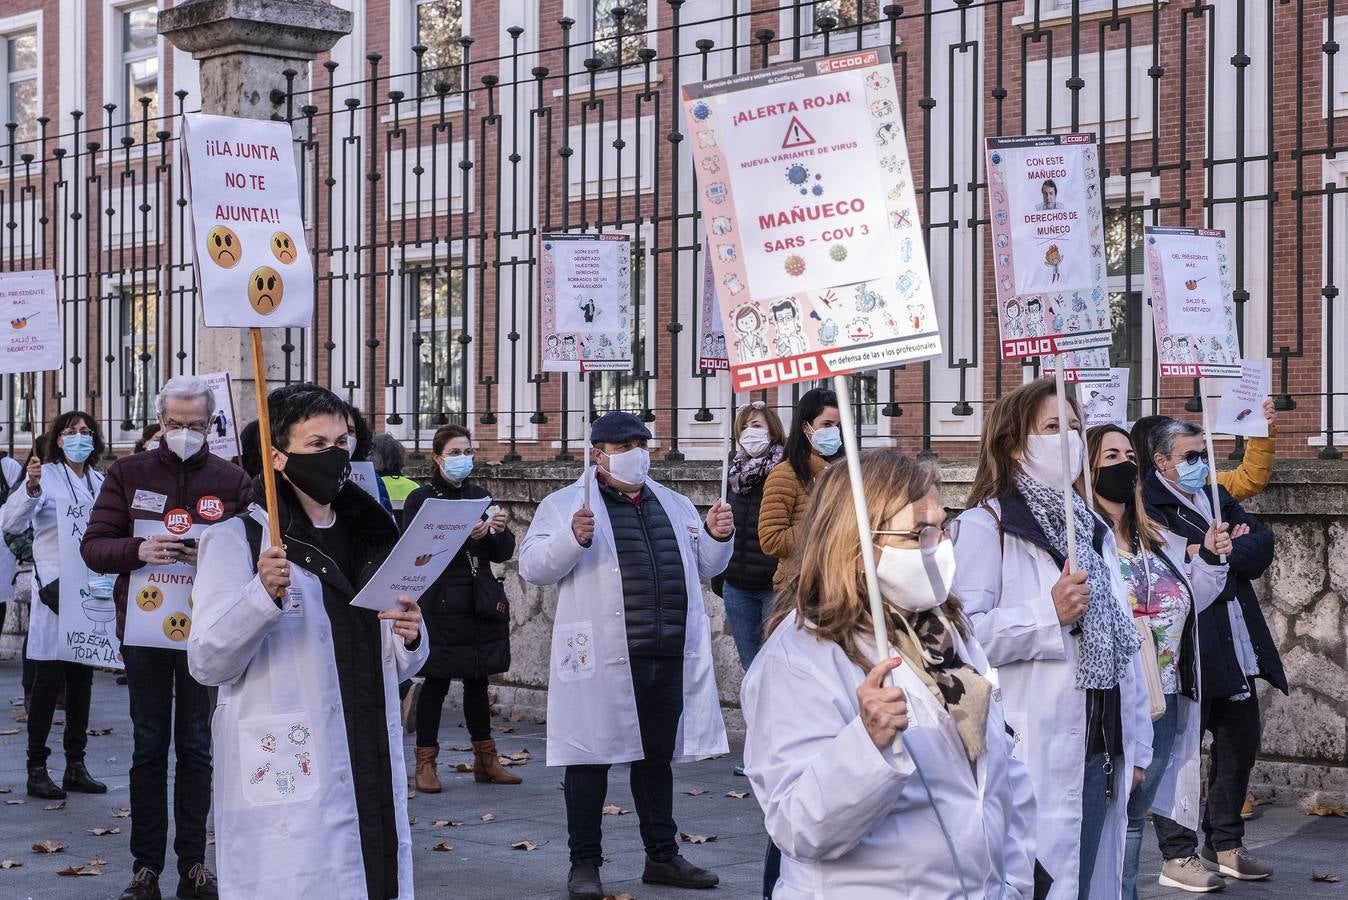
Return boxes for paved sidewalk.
[0,659,1343,898]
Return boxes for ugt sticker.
[196,495,224,521]
[164,508,193,535]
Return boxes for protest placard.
[180,113,314,328]
[348,461,381,503]
[682,47,940,391]
[1076,368,1131,428]
[201,371,240,460]
[1214,359,1271,438]
[350,497,491,612]
[1145,226,1241,378]
[698,254,728,371]
[123,520,207,650]
[56,499,122,669]
[986,134,1109,375]
[0,269,62,374]
[540,233,632,373]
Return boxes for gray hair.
[368,432,406,476]
[1151,418,1204,462]
[155,375,216,419]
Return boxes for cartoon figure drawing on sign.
[732,304,770,362]
[1005,299,1024,338]
[1026,297,1045,337]
[562,336,578,361]
[546,334,560,358]
[1035,180,1062,211]
[1160,335,1175,359]
[579,298,598,324]
[1044,244,1064,283]
[770,299,809,357]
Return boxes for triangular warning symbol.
[781,116,816,149]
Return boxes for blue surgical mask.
[1175,458,1209,492]
[62,434,94,464]
[442,455,474,484]
[808,425,842,457]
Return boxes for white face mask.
[602,446,650,487]
[875,541,958,613]
[164,428,206,461]
[1020,431,1084,486]
[738,426,772,458]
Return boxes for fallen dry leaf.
[503,749,532,761]
[480,813,496,823]
[0,727,19,735]
[88,827,120,836]
[0,858,21,868]
[44,801,66,811]
[86,727,113,736]
[432,819,462,828]
[4,799,24,805]
[679,833,717,845]
[432,841,453,852]
[684,787,706,796]
[112,808,131,818]
[601,894,635,900]
[57,862,104,876]
[498,726,515,734]
[408,817,416,826]
[725,790,751,799]
[31,840,65,854]
[511,841,541,851]
[602,805,629,816]
[1308,805,1347,817]
[447,746,474,753]
[0,787,9,793]
[453,764,474,773]
[1311,870,1341,883]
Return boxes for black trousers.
[415,676,492,746]
[1154,681,1262,857]
[564,656,684,866]
[27,659,92,767]
[122,645,213,878]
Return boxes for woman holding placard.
[742,449,1035,899]
[1086,424,1231,896]
[759,388,841,589]
[403,424,518,793]
[1,412,110,800]
[951,378,1152,900]
[1136,418,1284,883]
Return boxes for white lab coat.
[519,476,733,767]
[0,456,24,603]
[742,612,1036,900]
[951,500,1153,900]
[1141,530,1228,831]
[1,461,104,661]
[188,508,428,900]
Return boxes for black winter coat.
[1142,472,1287,700]
[724,475,778,591]
[404,478,516,680]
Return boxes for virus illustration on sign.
[785,164,823,196]
[784,255,806,277]
[829,244,848,262]
[692,101,711,122]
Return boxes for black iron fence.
[0,0,1345,460]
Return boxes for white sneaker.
[1159,856,1226,892]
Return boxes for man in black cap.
[520,411,735,900]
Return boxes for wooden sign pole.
[250,327,282,548]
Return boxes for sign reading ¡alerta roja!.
[180,113,314,329]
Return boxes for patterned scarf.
[888,607,991,762]
[727,444,784,495]
[1015,474,1141,690]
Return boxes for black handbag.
[468,551,510,623]
[36,577,60,613]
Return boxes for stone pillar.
[158,0,352,420]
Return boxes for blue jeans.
[722,583,774,670]
[1078,752,1115,900]
[1123,694,1180,900]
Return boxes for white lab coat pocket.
[555,620,596,682]
[238,713,320,806]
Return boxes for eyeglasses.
[59,428,94,438]
[1177,450,1204,465]
[874,519,956,551]
[442,447,474,458]
[162,418,211,435]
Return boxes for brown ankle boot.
[414,745,441,793]
[472,739,522,785]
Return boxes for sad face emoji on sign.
[248,267,284,315]
[270,231,297,264]
[163,611,191,642]
[206,226,242,268]
[136,586,164,611]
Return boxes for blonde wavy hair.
[768,448,966,670]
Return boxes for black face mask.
[1093,459,1139,504]
[280,445,351,506]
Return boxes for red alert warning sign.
[781,115,816,148]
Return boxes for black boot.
[62,760,107,794]
[26,763,66,800]
[567,863,605,900]
[643,854,720,889]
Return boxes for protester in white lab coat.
[519,411,734,900]
[742,449,1036,900]
[2,412,111,800]
[1085,424,1231,897]
[0,453,25,635]
[951,378,1153,900]
[189,385,427,900]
